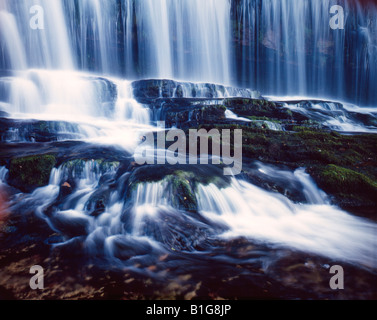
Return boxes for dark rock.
[176,84,184,98]
[132,79,177,100]
[132,79,260,103]
[0,118,82,143]
[57,180,76,202]
[8,154,56,192]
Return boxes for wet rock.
[8,155,56,192]
[132,79,260,103]
[224,98,300,121]
[49,210,90,238]
[0,118,82,143]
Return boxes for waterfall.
[8,159,372,269]
[0,0,73,70]
[131,181,169,236]
[1,0,376,105]
[61,0,232,83]
[0,11,27,70]
[1,0,377,298]
[231,0,377,106]
[0,69,152,151]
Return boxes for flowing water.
[1,0,376,105]
[0,0,376,299]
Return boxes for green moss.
[10,155,56,189]
[168,174,197,211]
[312,165,377,197]
[247,116,279,122]
[193,124,377,171]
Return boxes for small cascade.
[114,81,150,124]
[0,70,153,151]
[132,79,261,100]
[225,109,251,122]
[293,168,328,205]
[196,178,377,269]
[267,97,377,133]
[0,0,376,299]
[131,181,169,236]
[0,166,8,184]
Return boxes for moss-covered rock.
[125,165,231,212]
[167,174,197,212]
[9,155,56,192]
[307,164,377,219]
[310,164,377,194]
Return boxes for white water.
[293,168,328,205]
[1,0,376,106]
[131,181,170,236]
[255,163,328,205]
[197,178,377,269]
[0,11,27,70]
[225,110,251,122]
[0,166,8,184]
[0,70,153,151]
[13,162,374,270]
[0,0,73,70]
[225,109,284,131]
[0,0,376,275]
[235,0,377,106]
[265,96,377,133]
[139,0,231,83]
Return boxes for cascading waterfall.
[231,0,377,106]
[0,11,27,70]
[2,0,375,105]
[0,0,73,70]
[62,0,232,83]
[0,69,152,150]
[5,161,375,269]
[197,176,377,269]
[1,0,377,299]
[269,98,377,133]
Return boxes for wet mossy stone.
[9,155,56,192]
[308,164,377,219]
[168,174,197,212]
[125,165,231,212]
[310,165,377,198]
